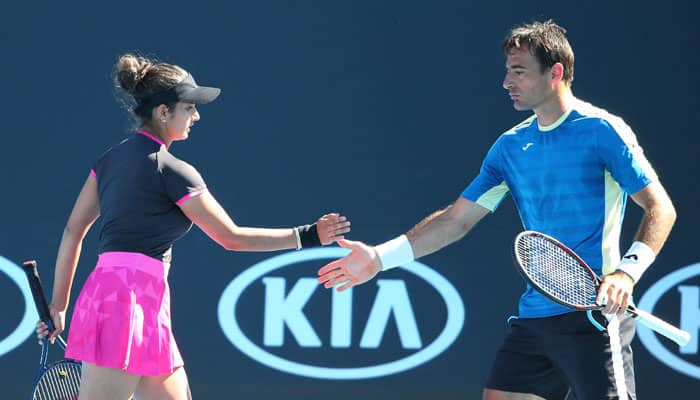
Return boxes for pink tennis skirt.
[65,252,184,376]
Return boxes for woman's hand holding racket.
[23,260,82,399]
[36,305,65,345]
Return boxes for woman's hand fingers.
[36,321,50,345]
[317,213,352,245]
[35,305,67,345]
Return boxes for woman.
[36,53,351,399]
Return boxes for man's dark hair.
[502,19,575,84]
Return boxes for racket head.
[32,359,82,400]
[513,230,601,310]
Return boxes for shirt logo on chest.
[522,142,535,151]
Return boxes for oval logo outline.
[0,256,39,357]
[637,262,700,379]
[217,247,465,379]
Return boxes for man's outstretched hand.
[317,239,382,291]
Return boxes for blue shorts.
[485,311,636,400]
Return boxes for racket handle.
[630,306,691,347]
[21,260,54,331]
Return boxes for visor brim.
[179,86,221,104]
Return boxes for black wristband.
[297,223,321,248]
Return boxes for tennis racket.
[22,260,82,400]
[513,231,691,347]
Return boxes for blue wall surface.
[2,1,699,398]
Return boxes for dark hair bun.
[116,54,154,96]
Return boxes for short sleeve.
[461,138,510,212]
[91,157,100,181]
[596,119,657,195]
[159,155,208,205]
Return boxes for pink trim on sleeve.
[90,169,97,180]
[175,188,208,206]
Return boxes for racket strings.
[516,235,598,307]
[34,361,81,400]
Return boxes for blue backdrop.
[2,1,699,398]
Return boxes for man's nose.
[502,76,512,90]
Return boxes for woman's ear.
[152,104,169,122]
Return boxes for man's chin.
[513,102,530,111]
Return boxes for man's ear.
[550,62,565,84]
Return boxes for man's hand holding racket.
[596,271,635,316]
[514,230,691,346]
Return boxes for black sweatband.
[297,223,321,248]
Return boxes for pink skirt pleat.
[65,252,184,376]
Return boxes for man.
[317,20,676,400]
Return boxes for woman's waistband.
[96,251,171,279]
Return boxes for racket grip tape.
[21,260,54,331]
[631,307,691,347]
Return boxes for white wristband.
[293,227,302,250]
[375,235,415,271]
[616,241,656,283]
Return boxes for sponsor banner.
[218,247,465,379]
[0,256,39,357]
[638,262,700,379]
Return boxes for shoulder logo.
[522,142,534,151]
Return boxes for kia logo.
[217,247,465,379]
[637,262,700,379]
[0,256,39,357]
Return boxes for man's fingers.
[619,292,630,314]
[595,282,609,306]
[337,279,356,292]
[604,286,616,313]
[324,279,342,289]
[612,289,627,315]
[602,285,625,314]
[319,268,346,284]
[335,238,357,249]
[318,259,344,276]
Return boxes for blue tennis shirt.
[461,98,657,318]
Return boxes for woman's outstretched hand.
[316,213,351,245]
